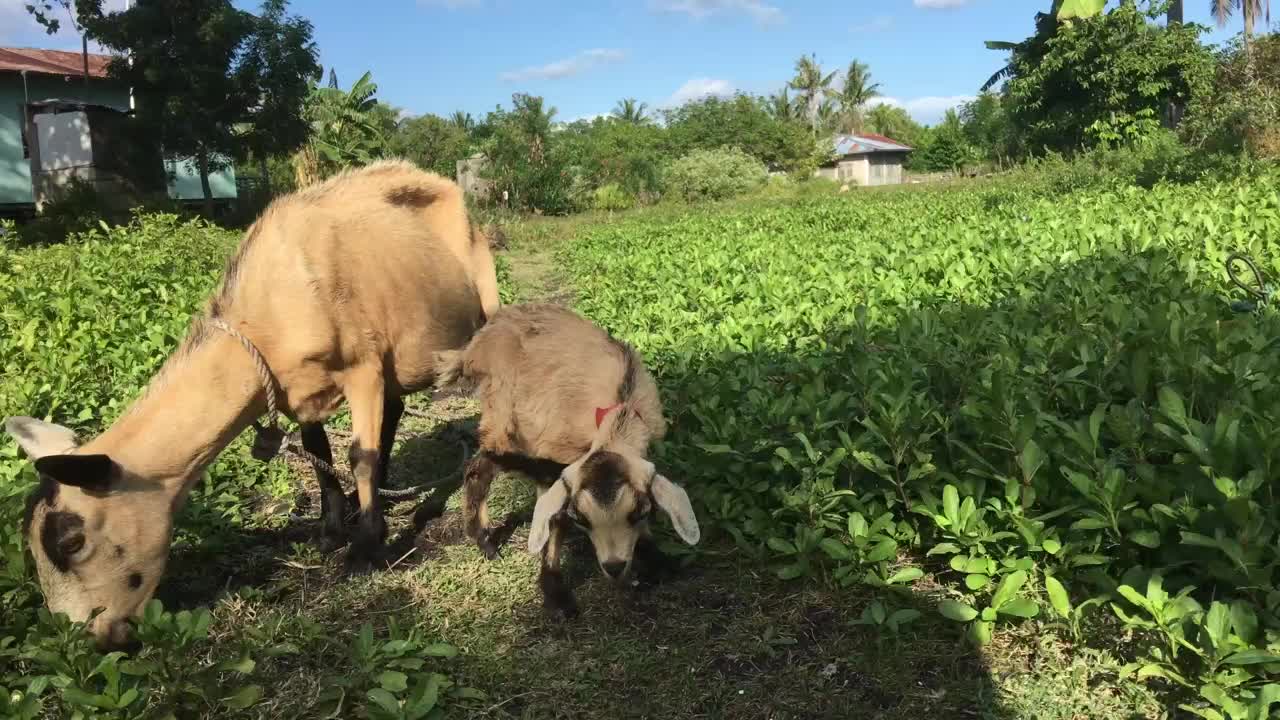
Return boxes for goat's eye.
[60,534,86,557]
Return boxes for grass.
[131,198,1171,720]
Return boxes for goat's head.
[8,416,176,653]
[528,448,699,581]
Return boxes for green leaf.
[998,598,1040,618]
[1223,650,1280,666]
[970,620,993,646]
[938,600,979,623]
[768,537,798,555]
[819,538,853,561]
[943,484,960,526]
[1071,517,1109,531]
[866,539,898,563]
[221,686,263,710]
[1159,386,1189,429]
[1041,538,1062,555]
[215,654,256,675]
[1056,0,1107,20]
[886,568,923,585]
[420,643,458,658]
[1020,440,1046,484]
[1129,529,1161,549]
[990,570,1028,610]
[367,688,402,715]
[777,562,807,580]
[965,574,990,591]
[1045,575,1072,619]
[847,512,868,539]
[379,671,410,692]
[61,689,115,709]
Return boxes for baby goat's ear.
[528,479,569,555]
[652,473,700,545]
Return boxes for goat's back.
[458,304,665,463]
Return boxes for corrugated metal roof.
[0,46,113,79]
[833,133,913,155]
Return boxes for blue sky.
[0,0,1258,127]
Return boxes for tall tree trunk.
[258,154,271,198]
[197,146,214,218]
[1166,0,1185,128]
[81,34,90,99]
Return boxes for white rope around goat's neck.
[207,317,470,501]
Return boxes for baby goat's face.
[528,449,700,580]
[564,451,652,579]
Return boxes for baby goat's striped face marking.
[528,449,700,580]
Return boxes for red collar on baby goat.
[433,303,700,619]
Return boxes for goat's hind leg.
[462,451,501,560]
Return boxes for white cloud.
[651,0,783,26]
[868,95,976,124]
[851,15,893,33]
[665,77,734,106]
[914,0,970,8]
[499,48,626,82]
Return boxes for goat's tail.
[432,349,473,394]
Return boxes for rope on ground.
[1226,252,1274,314]
[209,317,469,500]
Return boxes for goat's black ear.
[35,454,118,493]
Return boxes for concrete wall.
[816,152,907,187]
[1,72,236,206]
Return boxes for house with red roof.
[0,46,236,211]
[815,133,914,187]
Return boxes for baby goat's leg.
[539,517,578,620]
[463,452,501,559]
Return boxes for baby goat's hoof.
[475,530,501,560]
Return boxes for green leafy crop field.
[3,172,1280,718]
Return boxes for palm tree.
[834,60,881,133]
[764,89,803,122]
[1213,0,1271,50]
[294,70,385,186]
[612,98,651,124]
[788,53,837,133]
[449,111,475,133]
[815,99,840,135]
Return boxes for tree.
[663,93,818,173]
[78,0,317,215]
[236,0,321,196]
[866,104,925,148]
[612,98,651,125]
[1212,0,1271,48]
[294,70,386,185]
[959,92,1012,162]
[913,110,973,171]
[449,111,476,133]
[788,53,837,133]
[391,113,470,178]
[833,60,881,133]
[763,89,803,123]
[478,94,570,213]
[1001,1,1215,153]
[25,1,92,97]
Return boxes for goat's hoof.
[544,595,579,621]
[316,531,347,554]
[475,532,501,561]
[342,547,382,577]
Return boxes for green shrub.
[592,183,637,211]
[562,169,1280,715]
[664,147,767,203]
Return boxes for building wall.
[1,72,236,206]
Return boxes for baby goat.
[433,303,699,618]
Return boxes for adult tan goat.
[5,160,500,650]
[433,303,699,619]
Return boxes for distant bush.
[665,147,768,203]
[592,183,637,211]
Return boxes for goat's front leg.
[343,369,391,575]
[463,451,501,559]
[539,516,578,620]
[300,423,348,552]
